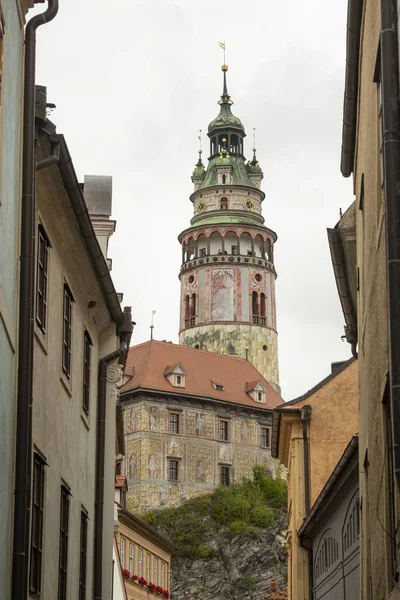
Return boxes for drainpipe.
[94,307,132,600]
[36,133,61,170]
[381,0,400,492]
[12,3,59,600]
[300,405,312,599]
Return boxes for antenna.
[150,310,156,340]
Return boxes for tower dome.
[178,65,280,393]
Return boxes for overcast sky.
[31,0,354,400]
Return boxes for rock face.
[170,518,287,600]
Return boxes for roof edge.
[118,509,176,553]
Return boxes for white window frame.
[138,548,143,577]
[120,537,125,569]
[129,543,134,574]
[146,553,150,581]
[154,557,158,585]
[161,562,165,588]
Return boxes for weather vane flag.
[218,40,226,64]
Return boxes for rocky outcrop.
[170,518,287,600]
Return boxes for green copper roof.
[208,102,245,134]
[197,155,260,190]
[191,213,264,227]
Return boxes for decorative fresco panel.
[211,269,235,321]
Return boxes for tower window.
[252,292,259,324]
[260,293,266,325]
[184,295,190,327]
[222,174,226,184]
[231,245,238,255]
[220,197,228,210]
[199,248,206,257]
[190,293,196,326]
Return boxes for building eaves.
[340,0,364,177]
[298,435,358,539]
[271,408,301,459]
[118,509,176,554]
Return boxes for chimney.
[83,175,116,269]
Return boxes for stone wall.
[122,397,278,513]
[179,323,279,392]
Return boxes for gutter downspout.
[381,0,400,492]
[300,405,312,599]
[12,3,59,600]
[94,308,132,600]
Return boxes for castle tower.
[178,65,280,392]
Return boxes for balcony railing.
[180,253,274,273]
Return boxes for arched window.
[260,293,266,325]
[191,293,196,326]
[222,174,226,184]
[184,295,190,327]
[252,292,258,324]
[220,197,228,210]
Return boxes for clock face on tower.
[197,200,207,212]
[244,198,255,211]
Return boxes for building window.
[79,511,88,600]
[261,427,270,448]
[120,537,125,569]
[83,331,91,414]
[146,553,150,581]
[220,196,228,209]
[260,293,266,325]
[62,285,73,378]
[36,226,50,332]
[29,453,45,595]
[161,562,165,588]
[129,543,134,574]
[199,248,206,257]
[169,460,179,481]
[190,293,196,326]
[154,557,158,584]
[138,548,143,577]
[184,295,190,327]
[169,413,179,434]
[220,466,230,486]
[252,292,259,324]
[231,245,238,255]
[220,420,229,441]
[58,485,70,600]
[176,375,181,385]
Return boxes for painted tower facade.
[178,65,279,392]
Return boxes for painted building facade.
[178,65,279,392]
[271,359,358,600]
[120,340,283,512]
[332,0,400,597]
[25,105,132,599]
[0,1,35,597]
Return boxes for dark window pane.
[29,454,45,594]
[220,420,228,441]
[169,460,178,481]
[79,512,88,600]
[261,428,270,448]
[36,227,50,332]
[169,413,179,434]
[83,332,91,414]
[62,286,73,378]
[58,486,70,600]
[221,466,230,486]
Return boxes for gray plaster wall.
[311,481,359,600]
[0,2,24,598]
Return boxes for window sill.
[34,326,48,355]
[60,373,72,397]
[81,411,90,431]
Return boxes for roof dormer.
[245,380,267,403]
[163,362,187,388]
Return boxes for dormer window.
[212,381,224,391]
[164,363,187,388]
[245,380,267,403]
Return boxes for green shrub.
[250,505,274,527]
[196,544,213,559]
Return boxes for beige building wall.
[350,1,398,597]
[31,135,123,599]
[275,360,358,600]
[123,397,277,512]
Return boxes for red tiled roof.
[246,380,263,392]
[120,340,282,410]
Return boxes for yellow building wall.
[116,518,172,600]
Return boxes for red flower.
[122,569,130,578]
[132,574,139,581]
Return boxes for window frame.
[219,419,229,441]
[36,225,50,333]
[58,485,70,600]
[146,552,150,581]
[120,537,125,569]
[29,453,46,596]
[220,465,230,486]
[129,543,134,574]
[161,562,165,588]
[154,556,158,585]
[79,510,88,600]
[261,427,270,448]
[82,330,92,414]
[138,548,143,577]
[169,459,179,481]
[62,285,73,378]
[169,412,180,434]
